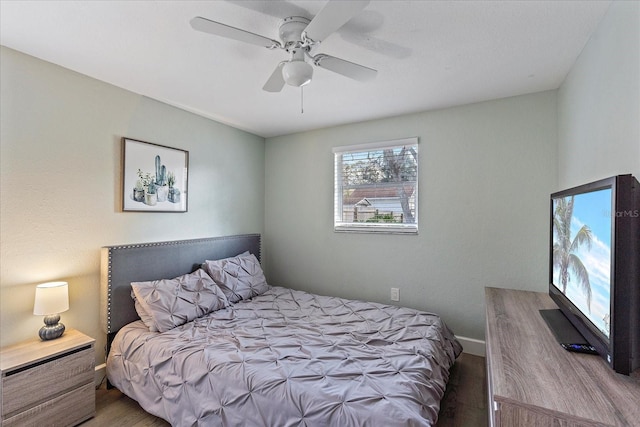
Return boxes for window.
[333,137,418,234]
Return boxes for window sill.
[334,224,418,235]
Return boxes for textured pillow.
[131,290,159,332]
[202,253,269,303]
[131,268,229,333]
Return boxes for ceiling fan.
[190,0,377,92]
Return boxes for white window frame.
[333,137,419,234]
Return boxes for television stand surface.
[485,287,640,427]
[539,309,589,344]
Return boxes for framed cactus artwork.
[122,138,189,212]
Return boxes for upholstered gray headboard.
[100,234,261,338]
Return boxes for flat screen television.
[546,174,639,375]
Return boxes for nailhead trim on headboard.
[100,234,261,336]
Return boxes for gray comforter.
[107,286,462,427]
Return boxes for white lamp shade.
[33,282,69,315]
[282,60,313,87]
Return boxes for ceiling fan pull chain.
[301,86,304,114]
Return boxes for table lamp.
[33,281,69,340]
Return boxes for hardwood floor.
[435,353,488,427]
[83,353,486,426]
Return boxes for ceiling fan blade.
[303,0,370,43]
[314,54,377,82]
[263,62,286,92]
[190,16,280,49]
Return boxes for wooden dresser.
[485,287,640,427]
[0,329,95,427]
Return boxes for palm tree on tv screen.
[553,196,594,311]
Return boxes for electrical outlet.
[390,287,400,301]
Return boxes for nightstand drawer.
[2,382,95,427]
[2,344,94,417]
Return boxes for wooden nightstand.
[0,329,95,427]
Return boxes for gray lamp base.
[39,314,65,340]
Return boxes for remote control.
[561,343,598,354]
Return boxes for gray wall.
[263,0,639,345]
[264,92,558,341]
[0,47,265,364]
[558,1,640,187]
[1,0,635,361]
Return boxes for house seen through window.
[333,137,418,234]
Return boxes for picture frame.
[122,138,188,212]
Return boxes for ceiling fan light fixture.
[191,1,376,93]
[282,60,313,87]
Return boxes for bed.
[102,234,462,427]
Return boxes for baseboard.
[456,335,486,357]
[95,363,106,388]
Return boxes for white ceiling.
[0,0,611,138]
